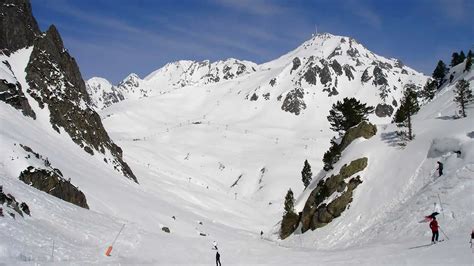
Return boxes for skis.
[408,239,445,249]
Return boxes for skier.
[430,216,439,243]
[436,161,443,177]
[212,240,218,250]
[215,251,221,266]
[0,207,3,217]
[260,230,263,239]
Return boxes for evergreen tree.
[322,138,341,171]
[327,97,374,136]
[301,160,312,189]
[454,79,473,117]
[450,52,460,67]
[421,79,438,101]
[432,60,448,85]
[465,50,472,72]
[459,51,466,62]
[393,87,420,140]
[284,189,295,215]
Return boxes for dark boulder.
[375,103,394,118]
[162,227,170,233]
[20,202,30,216]
[19,166,89,209]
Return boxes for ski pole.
[437,193,445,219]
[439,227,449,240]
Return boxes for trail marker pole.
[106,224,126,257]
[51,240,55,262]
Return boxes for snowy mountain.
[86,58,257,109]
[0,0,136,183]
[88,34,426,119]
[1,0,473,264]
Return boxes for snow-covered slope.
[1,56,472,264]
[1,1,473,264]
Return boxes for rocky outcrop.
[280,212,300,239]
[1,0,137,183]
[24,28,137,182]
[372,66,388,86]
[339,121,377,151]
[375,103,394,118]
[281,88,306,115]
[0,62,36,118]
[291,57,301,73]
[0,0,40,53]
[0,188,27,218]
[19,166,89,209]
[300,157,367,233]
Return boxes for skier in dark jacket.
[436,161,443,177]
[215,251,221,266]
[430,217,439,243]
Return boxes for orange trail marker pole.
[105,224,126,257]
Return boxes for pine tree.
[459,51,466,63]
[393,87,420,140]
[284,189,295,215]
[301,160,312,189]
[322,138,341,171]
[465,50,472,72]
[454,79,473,117]
[450,52,460,67]
[421,79,438,101]
[327,97,374,136]
[432,60,448,86]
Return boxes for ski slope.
[1,47,473,265]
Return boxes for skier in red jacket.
[430,217,439,243]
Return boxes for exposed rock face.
[330,60,343,76]
[372,66,388,86]
[319,65,332,85]
[339,121,377,151]
[19,166,89,209]
[0,0,137,182]
[0,190,26,217]
[375,103,394,118]
[0,62,36,118]
[281,88,306,115]
[291,57,301,73]
[0,0,40,53]
[300,157,367,233]
[280,212,300,239]
[343,65,354,81]
[303,65,319,85]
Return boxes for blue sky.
[32,0,473,84]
